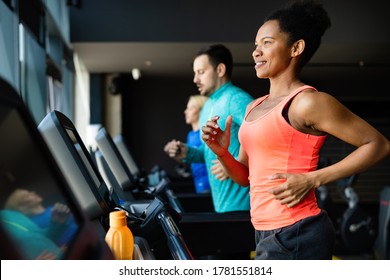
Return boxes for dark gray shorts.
[254,210,335,260]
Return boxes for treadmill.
[95,127,255,258]
[38,110,193,260]
[0,77,112,260]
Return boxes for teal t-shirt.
[185,82,253,212]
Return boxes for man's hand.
[211,159,228,181]
[164,139,186,160]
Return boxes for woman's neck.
[268,76,304,99]
[191,121,199,131]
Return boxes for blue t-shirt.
[186,129,211,193]
[30,205,78,246]
[185,82,254,212]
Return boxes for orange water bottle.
[105,210,134,260]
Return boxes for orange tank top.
[238,85,326,230]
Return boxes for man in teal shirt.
[164,44,253,213]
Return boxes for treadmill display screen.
[0,106,79,260]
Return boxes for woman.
[201,0,390,259]
[165,95,211,193]
[184,95,211,193]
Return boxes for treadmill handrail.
[164,189,185,214]
[157,211,194,260]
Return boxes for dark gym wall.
[90,74,104,124]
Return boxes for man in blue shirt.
[164,44,253,213]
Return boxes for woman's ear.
[216,63,226,77]
[291,39,305,57]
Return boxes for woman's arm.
[269,90,390,207]
[201,115,250,186]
